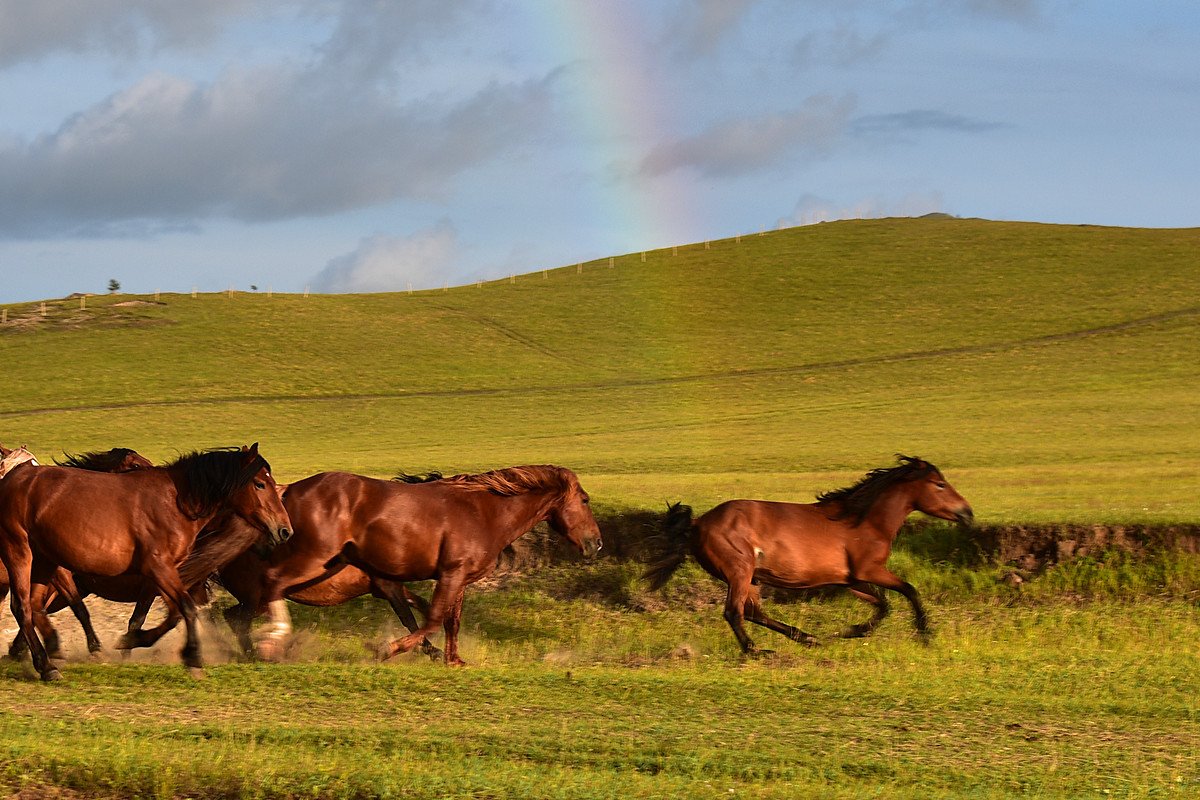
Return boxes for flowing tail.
[643,502,695,591]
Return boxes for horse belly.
[29,518,139,576]
[755,540,851,590]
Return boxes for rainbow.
[541,3,698,255]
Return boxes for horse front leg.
[860,567,929,638]
[373,579,442,662]
[838,583,890,638]
[378,570,466,662]
[141,558,203,677]
[255,600,292,661]
[440,586,467,666]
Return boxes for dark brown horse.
[0,447,154,656]
[219,465,602,665]
[0,444,291,680]
[644,456,973,654]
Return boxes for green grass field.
[1,218,1198,798]
[3,218,1199,520]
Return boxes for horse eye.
[255,480,267,490]
[936,482,946,489]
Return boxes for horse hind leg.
[49,570,104,656]
[720,574,764,655]
[743,588,819,648]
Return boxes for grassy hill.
[2,217,1198,522]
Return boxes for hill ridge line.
[3,305,1195,419]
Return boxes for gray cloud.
[0,57,556,237]
[0,0,280,67]
[663,0,762,60]
[852,109,1007,136]
[638,94,856,179]
[311,219,461,293]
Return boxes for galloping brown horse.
[1,447,155,656]
[0,444,291,680]
[219,465,602,665]
[644,456,973,654]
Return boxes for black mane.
[815,455,940,525]
[168,448,269,519]
[56,448,143,472]
[393,471,445,484]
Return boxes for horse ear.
[0,443,10,457]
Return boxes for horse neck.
[859,485,918,540]
[163,465,227,534]
[481,489,559,550]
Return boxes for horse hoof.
[42,668,63,682]
[424,647,445,663]
[257,640,281,662]
[838,625,866,639]
[373,642,397,662]
[187,667,206,680]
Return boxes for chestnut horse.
[0,444,291,680]
[644,456,973,654]
[218,465,602,665]
[0,446,154,656]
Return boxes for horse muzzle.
[955,507,975,527]
[581,535,602,559]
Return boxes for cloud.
[663,0,761,60]
[310,219,461,293]
[0,0,275,67]
[638,94,856,179]
[0,61,556,237]
[852,109,1007,136]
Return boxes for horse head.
[908,460,974,527]
[544,467,603,558]
[227,443,293,547]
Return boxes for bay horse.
[644,455,973,655]
[218,465,602,665]
[0,444,291,680]
[0,446,154,656]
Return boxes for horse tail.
[643,502,696,591]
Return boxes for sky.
[0,0,1197,303]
